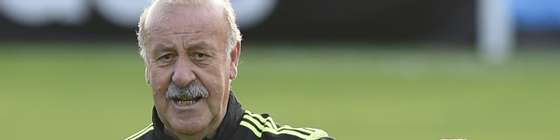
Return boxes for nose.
[172,61,196,88]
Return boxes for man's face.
[143,2,239,138]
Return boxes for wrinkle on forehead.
[145,30,218,43]
[148,31,203,38]
[146,30,218,51]
[173,31,202,35]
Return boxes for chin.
[162,101,214,136]
[169,115,212,135]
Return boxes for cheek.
[149,67,173,95]
[206,85,228,117]
[197,66,230,113]
[206,67,229,94]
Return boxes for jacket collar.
[151,92,244,140]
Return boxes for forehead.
[144,1,227,40]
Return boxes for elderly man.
[125,0,332,140]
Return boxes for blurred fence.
[0,0,474,42]
[0,0,558,45]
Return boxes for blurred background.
[1,0,559,139]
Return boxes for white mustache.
[166,80,209,99]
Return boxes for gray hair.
[166,80,209,99]
[137,0,242,63]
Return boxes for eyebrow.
[152,43,175,57]
[188,43,220,58]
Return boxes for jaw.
[154,97,213,139]
[167,95,229,140]
[167,99,212,131]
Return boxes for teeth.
[176,99,197,106]
[179,96,188,100]
[176,96,198,101]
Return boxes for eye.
[192,52,209,61]
[157,53,175,63]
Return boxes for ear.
[229,42,241,80]
[145,67,151,84]
[144,59,151,85]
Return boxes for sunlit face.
[143,2,240,139]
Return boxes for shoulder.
[239,110,333,140]
[124,123,155,140]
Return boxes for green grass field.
[1,42,559,140]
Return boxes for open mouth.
[171,95,204,106]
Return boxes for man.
[125,0,332,140]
